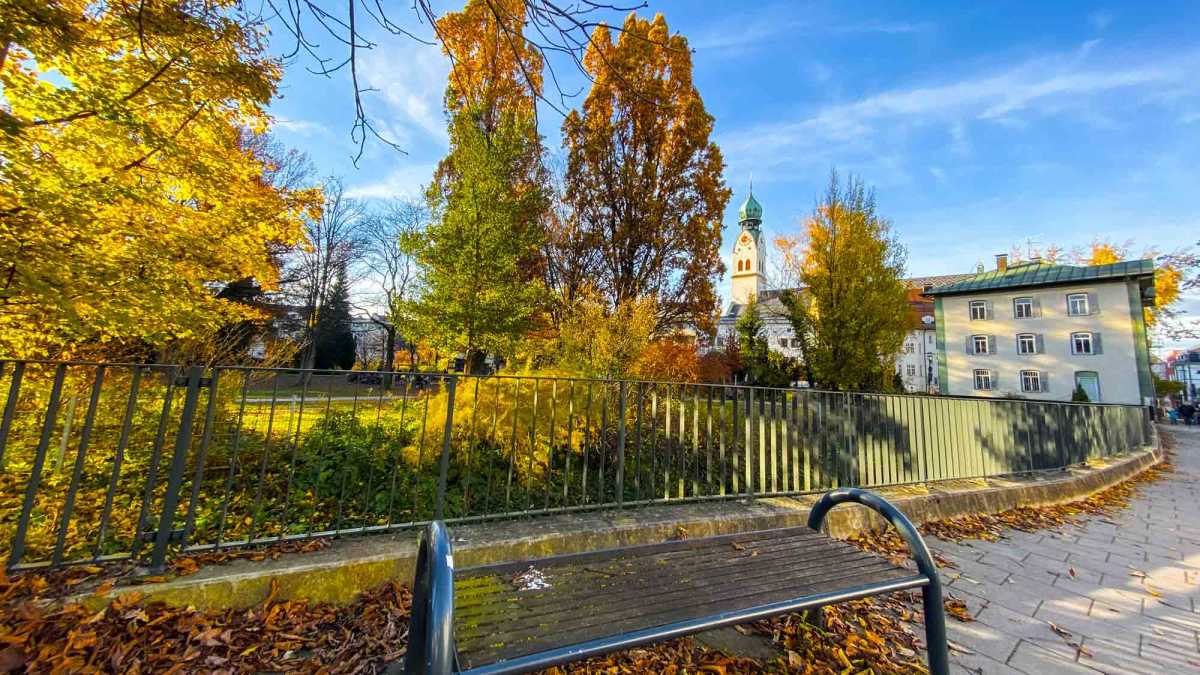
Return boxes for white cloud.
[344,162,437,200]
[719,43,1199,178]
[357,43,451,146]
[273,117,330,137]
[690,9,931,55]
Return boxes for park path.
[930,425,1200,674]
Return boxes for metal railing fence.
[0,360,1152,571]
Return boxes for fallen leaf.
[1048,622,1072,639]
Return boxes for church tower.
[731,189,766,305]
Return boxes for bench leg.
[404,521,457,675]
[808,488,950,675]
[921,579,950,675]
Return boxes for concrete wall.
[940,280,1145,404]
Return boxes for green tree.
[313,269,356,370]
[410,106,548,372]
[1154,375,1183,398]
[1071,383,1091,403]
[780,171,910,391]
[734,296,793,387]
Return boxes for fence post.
[434,376,457,521]
[744,388,754,496]
[616,380,626,507]
[8,364,66,569]
[0,361,25,471]
[149,365,204,573]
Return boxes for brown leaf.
[0,647,28,672]
[1048,622,1072,639]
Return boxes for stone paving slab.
[931,426,1200,674]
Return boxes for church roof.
[738,192,762,222]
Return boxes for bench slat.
[455,543,881,631]
[454,530,915,670]
[455,533,854,619]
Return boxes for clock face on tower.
[739,233,751,246]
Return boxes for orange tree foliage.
[435,0,543,128]
[432,0,546,198]
[0,0,318,359]
[632,338,700,383]
[1075,238,1180,328]
[561,13,730,335]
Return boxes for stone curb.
[79,433,1163,611]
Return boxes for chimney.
[995,253,1008,271]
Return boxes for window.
[906,364,916,377]
[973,369,994,390]
[778,338,788,348]
[1067,293,1089,316]
[1017,333,1037,355]
[972,335,990,354]
[1013,297,1034,319]
[737,260,743,272]
[1075,372,1100,402]
[904,343,915,354]
[1020,370,1043,393]
[969,300,988,320]
[1071,332,1094,355]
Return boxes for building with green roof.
[925,254,1156,405]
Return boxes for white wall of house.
[897,329,938,393]
[939,281,1145,404]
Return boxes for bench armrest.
[807,488,949,675]
[404,521,456,675]
[807,488,937,582]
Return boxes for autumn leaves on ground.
[0,442,1172,674]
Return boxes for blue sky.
[266,1,1200,347]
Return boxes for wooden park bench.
[402,488,950,675]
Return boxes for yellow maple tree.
[1079,239,1179,326]
[0,0,319,359]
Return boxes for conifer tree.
[313,269,356,370]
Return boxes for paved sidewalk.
[931,426,1200,674]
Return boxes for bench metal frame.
[404,488,950,675]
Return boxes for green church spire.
[738,184,762,225]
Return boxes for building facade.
[927,255,1156,405]
[1163,350,1200,402]
[715,191,969,391]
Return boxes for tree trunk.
[383,325,396,389]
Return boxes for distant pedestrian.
[1181,402,1195,425]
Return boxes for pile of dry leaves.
[921,450,1173,543]
[0,575,409,674]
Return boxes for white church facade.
[714,191,970,393]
